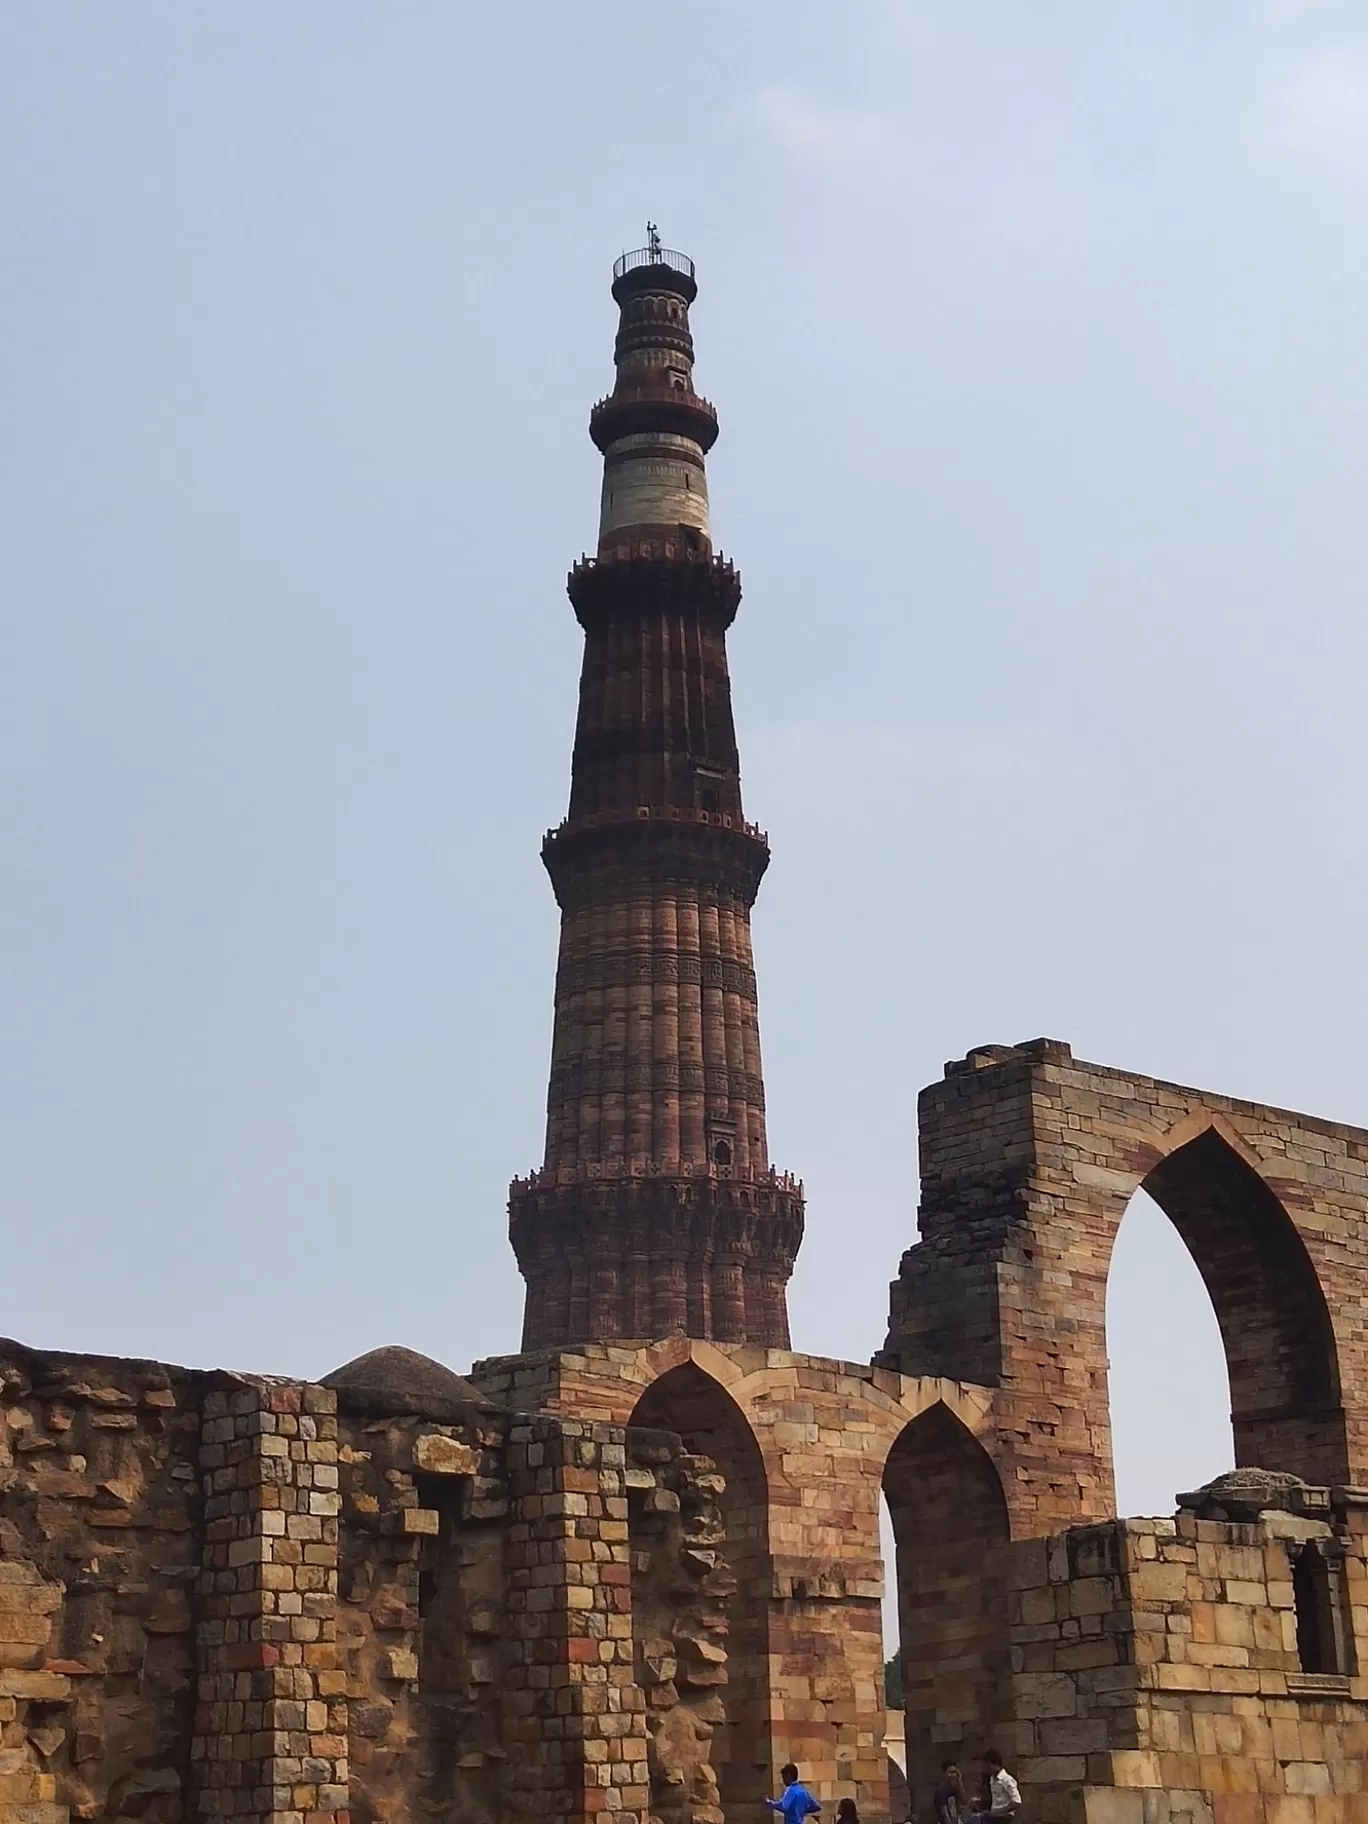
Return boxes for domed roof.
[1176,1466,1308,1519]
[321,1345,500,1422]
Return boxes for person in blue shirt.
[769,1764,821,1824]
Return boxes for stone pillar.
[501,1417,650,1824]
[193,1377,347,1824]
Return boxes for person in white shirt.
[977,1751,1021,1819]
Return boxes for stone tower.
[508,240,803,1351]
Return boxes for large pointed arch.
[630,1359,767,1521]
[1135,1123,1345,1482]
[628,1362,770,1820]
[1106,1187,1234,1513]
[881,1401,1010,1816]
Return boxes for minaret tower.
[509,235,804,1350]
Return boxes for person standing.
[974,1750,1020,1821]
[768,1763,821,1824]
[932,1760,967,1824]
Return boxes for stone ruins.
[4,245,1368,1824]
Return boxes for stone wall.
[0,1340,744,1824]
[881,1041,1368,1533]
[1005,1487,1368,1824]
[14,1036,1368,1824]
[469,1336,992,1820]
[331,1401,505,1824]
[1,1343,201,1824]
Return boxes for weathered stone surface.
[412,1431,479,1477]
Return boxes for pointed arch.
[628,1362,769,1819]
[1106,1187,1233,1514]
[630,1359,767,1509]
[1136,1123,1344,1482]
[881,1402,1010,1814]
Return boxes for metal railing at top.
[613,246,695,281]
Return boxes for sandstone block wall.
[14,1039,1368,1824]
[1006,1494,1368,1824]
[332,1403,506,1824]
[881,1042,1368,1532]
[469,1337,1000,1820]
[1,1344,201,1824]
[0,1340,744,1824]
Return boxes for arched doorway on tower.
[881,1403,1011,1822]
[629,1363,771,1824]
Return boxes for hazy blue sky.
[6,3,1368,1534]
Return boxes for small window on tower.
[699,787,719,815]
[713,1139,732,1167]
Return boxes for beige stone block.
[1192,1715,1220,1758]
[0,1671,70,1700]
[1198,1757,1233,1797]
[1271,1717,1303,1763]
[396,1507,439,1536]
[1218,1612,1262,1656]
[1283,1764,1333,1798]
[1108,1751,1164,1788]
[1223,1583,1266,1606]
[1084,1789,1146,1824]
[1188,1643,1250,1669]
[1250,1610,1285,1656]
[1264,1797,1316,1824]
[1191,1605,1217,1644]
[1158,1754,1202,1790]
[1131,1564,1190,1604]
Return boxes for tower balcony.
[540,804,770,910]
[543,803,767,847]
[613,246,695,282]
[589,384,719,454]
[567,549,741,627]
[611,246,698,305]
[510,1160,802,1195]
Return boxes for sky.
[5,3,1368,1545]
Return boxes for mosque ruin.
[4,243,1368,1824]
